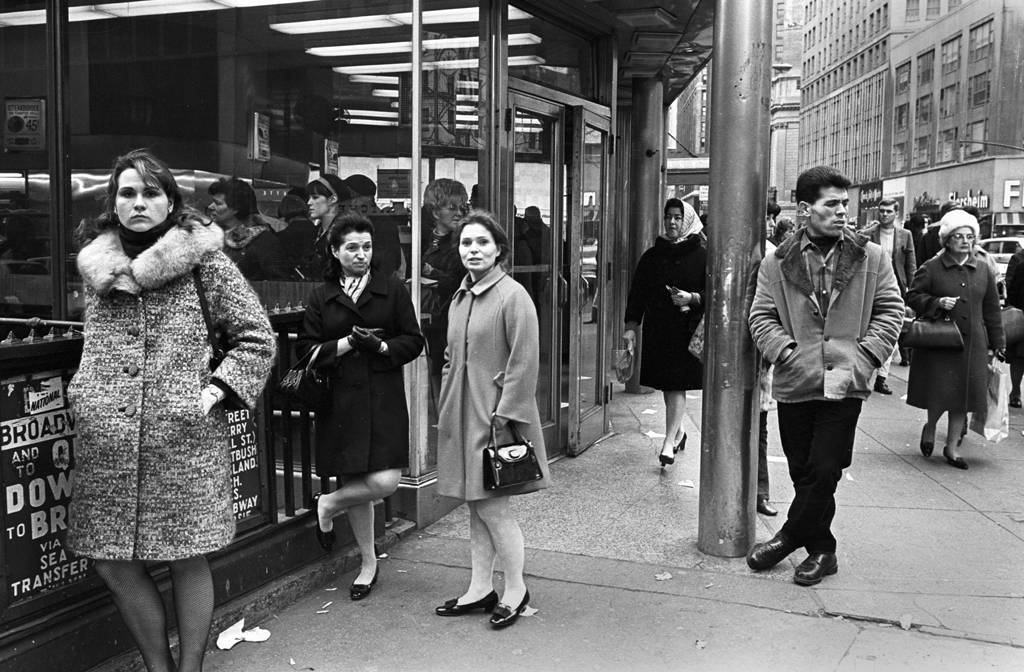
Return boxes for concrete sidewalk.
[204,364,1024,672]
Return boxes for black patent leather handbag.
[278,344,331,412]
[482,420,543,491]
[902,314,964,350]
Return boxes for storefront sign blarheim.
[948,190,989,211]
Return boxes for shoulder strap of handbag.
[191,266,221,354]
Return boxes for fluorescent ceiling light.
[0,6,121,24]
[456,105,478,112]
[351,119,399,127]
[335,63,413,74]
[334,54,542,75]
[217,0,310,6]
[309,33,538,58]
[100,0,224,18]
[272,7,531,36]
[456,94,477,102]
[371,89,400,98]
[349,75,401,85]
[456,80,480,89]
[0,0,310,25]
[346,109,400,119]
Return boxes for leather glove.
[349,325,384,353]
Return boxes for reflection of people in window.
[513,206,549,303]
[207,178,291,280]
[340,174,404,280]
[421,179,468,380]
[275,188,319,280]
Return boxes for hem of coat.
[438,480,550,501]
[66,534,234,562]
[773,391,871,404]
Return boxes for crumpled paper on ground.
[216,618,271,650]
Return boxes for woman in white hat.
[905,209,1005,469]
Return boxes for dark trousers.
[777,398,863,554]
[757,411,770,498]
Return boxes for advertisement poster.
[324,139,339,176]
[1,371,91,604]
[4,98,46,151]
[249,112,271,162]
[226,408,261,522]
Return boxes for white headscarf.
[662,201,703,243]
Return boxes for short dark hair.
[324,214,375,280]
[907,213,928,231]
[795,166,851,205]
[664,198,685,215]
[209,177,258,220]
[456,209,511,264]
[306,174,353,202]
[878,198,899,209]
[766,201,782,218]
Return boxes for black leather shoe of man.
[873,378,892,395]
[746,531,797,570]
[756,496,778,516]
[793,553,838,586]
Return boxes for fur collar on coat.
[775,227,869,298]
[77,221,225,296]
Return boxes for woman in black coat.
[298,214,424,599]
[906,210,1005,469]
[623,198,706,468]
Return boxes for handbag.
[278,344,331,412]
[482,419,543,491]
[1001,306,1024,346]
[612,343,634,383]
[902,314,964,350]
[688,315,705,363]
[193,267,230,369]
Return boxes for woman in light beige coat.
[435,210,550,630]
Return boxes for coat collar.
[324,271,388,312]
[77,220,224,295]
[457,265,506,296]
[776,227,868,298]
[939,250,979,269]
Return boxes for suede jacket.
[749,228,905,403]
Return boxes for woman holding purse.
[906,209,1005,469]
[435,210,551,629]
[298,214,424,599]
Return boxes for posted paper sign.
[4,98,45,151]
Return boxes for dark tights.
[94,556,214,672]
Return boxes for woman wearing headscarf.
[69,149,276,672]
[906,209,1005,470]
[622,198,706,467]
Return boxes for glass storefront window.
[1,2,53,321]
[508,2,594,99]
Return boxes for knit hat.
[938,209,979,245]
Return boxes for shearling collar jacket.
[77,220,224,296]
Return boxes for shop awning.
[995,212,1024,228]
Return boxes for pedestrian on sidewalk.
[864,198,917,394]
[905,209,1005,470]
[299,213,424,599]
[622,198,706,467]
[435,210,551,630]
[748,166,904,586]
[68,149,277,672]
[1004,244,1024,408]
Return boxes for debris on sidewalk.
[845,473,856,481]
[521,605,539,617]
[677,479,695,488]
[694,639,707,650]
[216,618,271,650]
[324,587,337,591]
[641,408,657,414]
[654,571,673,581]
[643,430,666,438]
[899,614,913,630]
[289,658,314,670]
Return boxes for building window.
[775,44,785,61]
[949,0,961,8]
[892,142,908,172]
[915,135,931,166]
[917,50,934,87]
[895,62,911,94]
[966,120,986,155]
[916,94,932,124]
[939,84,959,117]
[926,0,940,19]
[941,36,961,75]
[895,103,910,131]
[969,20,993,62]
[906,0,919,20]
[968,72,990,107]
[938,128,958,162]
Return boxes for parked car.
[978,237,1024,304]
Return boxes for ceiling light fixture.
[309,33,538,58]
[272,6,531,36]
[349,75,402,85]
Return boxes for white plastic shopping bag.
[969,361,1010,443]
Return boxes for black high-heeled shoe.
[674,434,687,454]
[312,493,335,552]
[435,590,499,616]
[919,425,934,457]
[658,448,675,467]
[350,567,378,601]
[489,590,530,629]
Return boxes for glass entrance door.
[567,109,611,454]
[507,93,565,457]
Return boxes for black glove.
[349,326,384,353]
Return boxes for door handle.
[558,274,568,307]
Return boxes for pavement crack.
[822,610,1024,650]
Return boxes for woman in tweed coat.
[68,150,275,672]
[435,210,550,630]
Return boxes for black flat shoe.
[489,590,530,630]
[350,567,378,601]
[944,455,969,470]
[919,425,934,458]
[746,531,797,571]
[1011,394,1022,409]
[312,493,335,552]
[793,553,838,586]
[756,496,778,516]
[435,591,499,616]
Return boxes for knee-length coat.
[906,250,1004,413]
[297,274,424,476]
[624,235,706,391]
[67,222,276,561]
[437,267,551,501]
